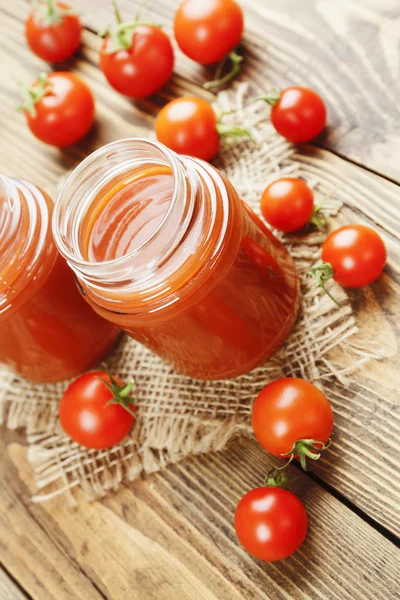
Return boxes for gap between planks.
[314,143,400,187]
[0,565,32,600]
[3,0,399,552]
[294,466,400,548]
[14,0,400,188]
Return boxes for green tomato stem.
[216,122,255,143]
[99,1,161,54]
[47,0,57,20]
[100,373,137,418]
[17,72,53,118]
[309,204,327,229]
[281,438,332,471]
[32,0,77,25]
[204,51,243,90]
[254,88,281,107]
[309,262,340,306]
[112,0,123,25]
[265,467,289,488]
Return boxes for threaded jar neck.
[0,175,54,317]
[52,138,238,312]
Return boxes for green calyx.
[265,467,288,488]
[281,438,332,471]
[215,103,256,145]
[216,121,255,143]
[100,372,137,418]
[17,72,53,118]
[309,262,340,306]
[254,88,281,107]
[32,0,77,25]
[99,0,160,54]
[204,51,243,90]
[309,205,327,230]
[264,438,331,489]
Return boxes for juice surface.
[87,166,173,262]
[0,182,120,382]
[82,166,299,380]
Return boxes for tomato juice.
[0,176,120,382]
[53,139,300,380]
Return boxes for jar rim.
[52,137,197,284]
[52,137,240,314]
[0,176,55,318]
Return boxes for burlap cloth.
[0,85,382,504]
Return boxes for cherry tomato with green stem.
[174,0,244,89]
[155,96,251,161]
[234,486,308,562]
[17,72,95,147]
[311,225,387,299]
[59,371,136,449]
[25,0,81,63]
[99,1,174,98]
[259,87,327,143]
[252,378,333,469]
[261,177,324,232]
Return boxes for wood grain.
[1,0,400,598]
[281,147,400,536]
[1,0,399,533]
[1,434,399,600]
[74,0,400,181]
[3,0,400,181]
[0,568,28,600]
[0,444,105,599]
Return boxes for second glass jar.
[53,139,300,380]
[0,175,121,382]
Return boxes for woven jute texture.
[0,85,380,505]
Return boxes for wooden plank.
[72,0,400,181]
[0,568,29,600]
[0,8,151,191]
[1,0,400,536]
[1,434,399,600]
[0,439,104,600]
[154,440,400,599]
[4,0,400,181]
[282,147,400,536]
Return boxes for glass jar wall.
[53,139,300,380]
[0,176,120,382]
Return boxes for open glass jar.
[0,175,121,382]
[53,139,300,380]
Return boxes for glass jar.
[0,175,121,382]
[53,139,300,380]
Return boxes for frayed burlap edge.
[0,84,386,505]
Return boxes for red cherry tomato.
[322,224,387,287]
[174,0,244,65]
[100,26,174,98]
[19,72,95,147]
[59,371,136,449]
[252,378,334,463]
[261,178,314,232]
[25,1,81,63]
[235,487,308,562]
[155,96,220,161]
[269,87,327,143]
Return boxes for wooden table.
[1,1,399,598]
